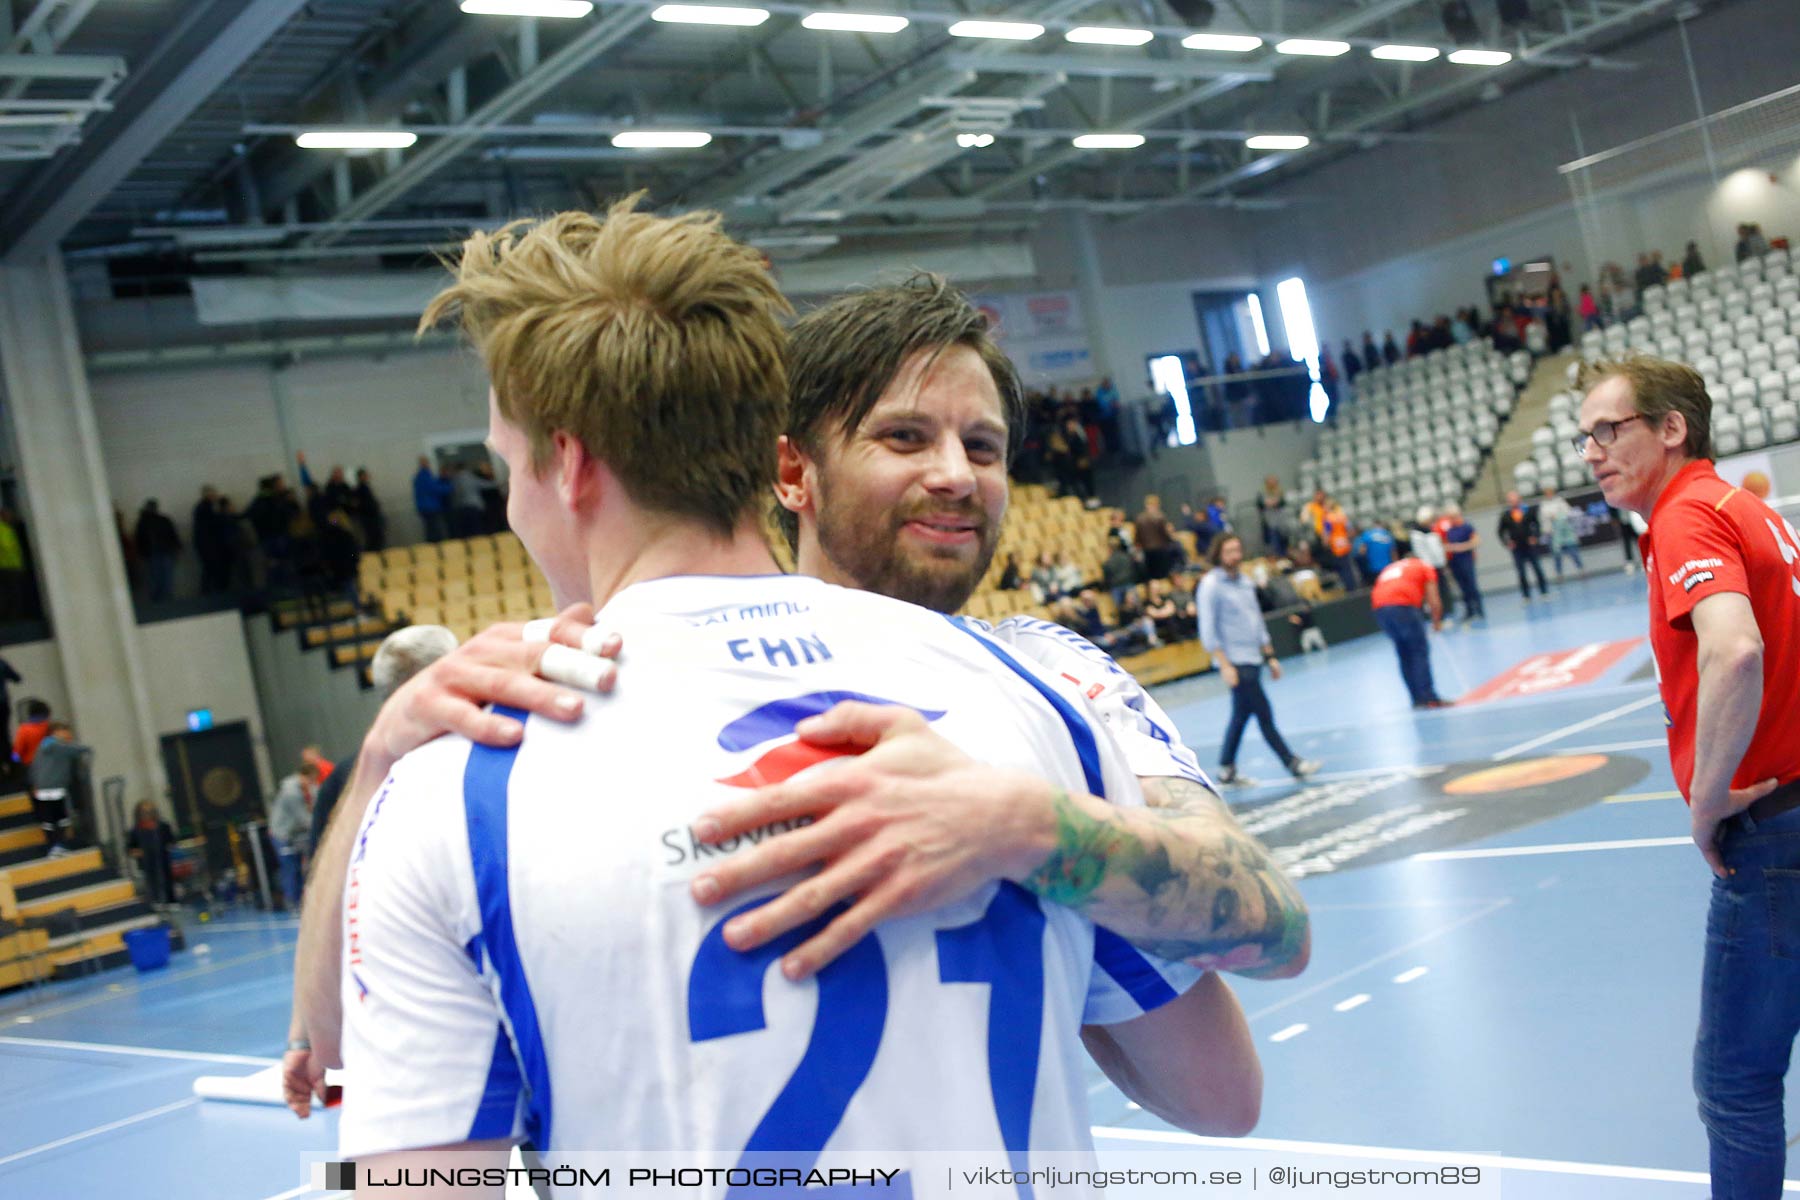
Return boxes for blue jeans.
[1219,663,1298,771]
[1693,801,1800,1199]
[277,849,304,911]
[1549,543,1583,577]
[1374,605,1439,705]
[1448,555,1484,620]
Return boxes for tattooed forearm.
[1018,774,1310,979]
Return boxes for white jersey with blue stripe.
[338,574,1201,1178]
[979,616,1213,792]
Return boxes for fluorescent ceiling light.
[1371,44,1440,61]
[1448,48,1513,65]
[1245,134,1309,150]
[651,4,769,26]
[611,131,713,148]
[947,19,1043,40]
[1072,133,1145,150]
[1275,38,1351,57]
[801,11,908,32]
[295,130,418,149]
[459,0,593,16]
[956,132,995,148]
[1065,26,1153,46]
[1181,32,1262,52]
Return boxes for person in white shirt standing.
[1536,486,1583,579]
[1197,534,1320,787]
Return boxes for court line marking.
[0,1035,278,1067]
[0,1096,201,1168]
[1491,694,1662,761]
[0,942,292,1024]
[1607,790,1682,804]
[1089,1125,1800,1189]
[1560,738,1668,754]
[1413,837,1689,862]
[1245,898,1512,1024]
[255,1188,347,1200]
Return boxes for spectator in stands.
[1405,320,1426,359]
[1537,486,1582,579]
[1497,489,1551,601]
[1069,588,1109,642]
[193,486,232,596]
[1411,505,1456,617]
[0,657,18,754]
[1222,352,1251,427]
[247,474,298,589]
[1547,285,1573,352]
[1650,252,1669,286]
[1106,510,1134,547]
[270,760,319,910]
[1381,331,1401,365]
[134,499,181,604]
[1052,552,1084,599]
[30,720,88,856]
[1113,585,1158,652]
[412,456,450,543]
[1028,552,1061,604]
[0,508,25,621]
[350,468,385,552]
[1093,377,1121,456]
[1353,520,1397,586]
[447,461,486,539]
[1440,502,1486,623]
[1736,223,1769,263]
[1319,499,1357,592]
[1362,331,1381,371]
[126,799,177,906]
[1257,476,1289,556]
[1198,533,1319,787]
[320,509,361,600]
[300,744,335,783]
[1134,493,1178,579]
[1144,577,1185,645]
[219,497,257,594]
[1634,253,1658,293]
[996,552,1022,592]
[13,698,49,770]
[1450,310,1474,345]
[1683,241,1706,278]
[1579,284,1601,332]
[1102,534,1139,608]
[1341,340,1362,385]
[1288,596,1326,654]
[1370,553,1449,710]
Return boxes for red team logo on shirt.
[713,691,946,789]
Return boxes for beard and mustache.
[813,474,1000,615]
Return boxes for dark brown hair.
[779,273,1023,547]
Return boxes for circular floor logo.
[1235,753,1653,878]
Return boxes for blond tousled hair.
[420,195,793,535]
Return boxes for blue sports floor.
[2,567,1795,1198]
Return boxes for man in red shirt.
[12,699,49,768]
[1370,554,1449,709]
[1578,355,1800,1199]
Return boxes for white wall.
[136,611,275,799]
[4,639,68,720]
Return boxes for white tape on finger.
[539,643,613,693]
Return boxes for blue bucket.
[123,926,171,972]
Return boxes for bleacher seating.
[359,531,554,643]
[1297,339,1524,525]
[1513,247,1800,491]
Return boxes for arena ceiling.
[0,0,1720,268]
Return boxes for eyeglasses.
[1571,413,1646,455]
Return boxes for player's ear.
[774,435,813,520]
[552,429,601,512]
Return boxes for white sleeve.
[1083,927,1207,1026]
[991,617,1216,792]
[337,746,527,1158]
